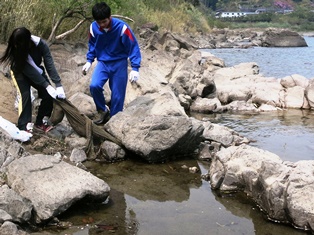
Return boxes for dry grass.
[138,3,211,34]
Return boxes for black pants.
[11,70,53,130]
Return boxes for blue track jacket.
[86,17,141,71]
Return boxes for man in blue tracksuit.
[82,2,141,125]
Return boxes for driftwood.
[48,13,134,45]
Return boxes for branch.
[47,12,134,46]
[47,15,68,44]
[55,19,87,40]
[112,14,134,22]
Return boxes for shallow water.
[30,109,314,235]
[193,109,314,162]
[30,38,314,235]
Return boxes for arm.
[86,23,97,63]
[39,39,62,87]
[121,24,141,71]
[82,23,97,75]
[22,61,58,99]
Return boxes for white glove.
[46,85,57,99]
[56,86,66,99]
[82,62,91,75]
[129,70,139,83]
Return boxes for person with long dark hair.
[0,27,66,132]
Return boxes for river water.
[208,36,314,79]
[32,38,314,235]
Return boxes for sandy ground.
[0,70,18,124]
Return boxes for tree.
[201,0,219,10]
[46,0,133,45]
[46,0,95,44]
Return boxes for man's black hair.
[92,2,111,20]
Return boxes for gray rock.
[261,28,308,47]
[6,155,110,223]
[0,185,32,223]
[101,140,126,162]
[0,221,29,235]
[208,144,314,230]
[105,92,204,163]
[69,148,87,163]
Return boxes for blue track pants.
[90,59,128,117]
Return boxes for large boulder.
[6,154,110,223]
[261,28,308,47]
[208,144,314,230]
[105,92,204,163]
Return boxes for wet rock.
[202,122,247,147]
[209,144,314,230]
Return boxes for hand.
[129,70,139,83]
[46,85,57,99]
[82,62,91,75]
[56,86,66,99]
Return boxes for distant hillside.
[200,0,314,12]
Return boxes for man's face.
[96,18,110,29]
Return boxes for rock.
[68,92,97,118]
[190,97,221,113]
[100,140,126,162]
[0,129,30,171]
[208,144,314,230]
[105,92,204,163]
[202,122,247,147]
[6,154,110,223]
[0,209,12,223]
[284,86,306,109]
[261,28,308,47]
[0,185,32,223]
[0,221,29,235]
[280,74,309,88]
[305,79,314,108]
[69,148,87,163]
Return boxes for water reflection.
[31,110,314,235]
[191,109,314,162]
[212,190,309,235]
[96,159,203,202]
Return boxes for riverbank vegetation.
[1,0,314,44]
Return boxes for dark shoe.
[34,124,54,133]
[93,110,110,125]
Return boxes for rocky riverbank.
[0,27,314,234]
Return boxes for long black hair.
[0,27,32,72]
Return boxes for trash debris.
[0,116,32,142]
